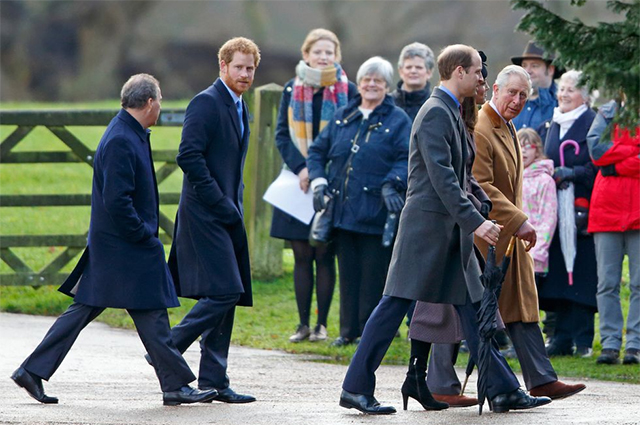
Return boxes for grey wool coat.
[383,88,485,305]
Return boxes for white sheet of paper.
[263,168,315,225]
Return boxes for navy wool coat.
[168,78,252,306]
[538,108,598,310]
[383,88,485,305]
[59,109,179,309]
[306,95,411,235]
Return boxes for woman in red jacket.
[587,99,640,365]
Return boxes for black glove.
[480,201,492,219]
[313,184,329,212]
[214,196,241,225]
[575,206,589,236]
[554,166,574,190]
[600,164,618,177]
[381,183,404,213]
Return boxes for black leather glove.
[600,164,618,177]
[313,184,329,212]
[480,201,492,219]
[554,166,574,190]
[381,183,404,213]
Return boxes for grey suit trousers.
[506,321,557,389]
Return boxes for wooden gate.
[0,83,284,286]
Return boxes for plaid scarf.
[288,61,349,158]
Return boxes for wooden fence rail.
[0,83,284,287]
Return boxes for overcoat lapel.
[484,104,518,165]
[214,79,243,145]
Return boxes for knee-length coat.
[473,103,539,324]
[59,109,179,310]
[383,88,485,305]
[168,78,252,306]
[537,108,598,310]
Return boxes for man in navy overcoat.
[11,74,217,406]
[165,37,260,403]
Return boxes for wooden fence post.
[244,83,284,280]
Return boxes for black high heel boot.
[401,356,449,411]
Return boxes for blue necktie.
[236,100,244,137]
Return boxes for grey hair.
[559,70,591,104]
[356,56,394,89]
[494,65,532,94]
[121,74,160,109]
[398,42,435,71]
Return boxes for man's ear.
[547,64,555,75]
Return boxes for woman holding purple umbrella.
[537,70,597,358]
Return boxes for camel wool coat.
[472,103,539,324]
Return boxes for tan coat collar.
[480,102,519,165]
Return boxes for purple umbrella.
[558,139,580,286]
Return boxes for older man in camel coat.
[473,65,585,400]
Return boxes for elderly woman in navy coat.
[271,29,357,343]
[537,70,598,357]
[307,56,411,347]
[11,74,216,406]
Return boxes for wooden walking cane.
[460,236,517,396]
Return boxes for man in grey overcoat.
[339,45,551,415]
[11,74,217,406]
[162,37,260,403]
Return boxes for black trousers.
[343,295,519,399]
[170,294,240,389]
[22,302,195,392]
[554,301,595,350]
[335,229,392,340]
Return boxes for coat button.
[286,86,292,92]
[385,128,390,133]
[336,120,341,124]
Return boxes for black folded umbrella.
[474,237,516,415]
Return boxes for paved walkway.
[1,312,639,425]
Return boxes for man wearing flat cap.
[511,41,563,131]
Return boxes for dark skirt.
[538,231,598,311]
[270,207,312,241]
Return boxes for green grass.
[1,102,638,384]
[1,251,637,384]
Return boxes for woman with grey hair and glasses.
[307,56,412,347]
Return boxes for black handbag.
[309,132,362,246]
[309,195,335,246]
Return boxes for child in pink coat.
[519,128,558,274]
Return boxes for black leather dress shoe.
[339,390,396,415]
[200,387,256,403]
[163,386,218,406]
[330,337,358,347]
[11,367,58,404]
[491,388,551,413]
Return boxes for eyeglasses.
[520,143,535,150]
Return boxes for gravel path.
[1,312,639,425]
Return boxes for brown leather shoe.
[432,393,479,407]
[529,380,586,400]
